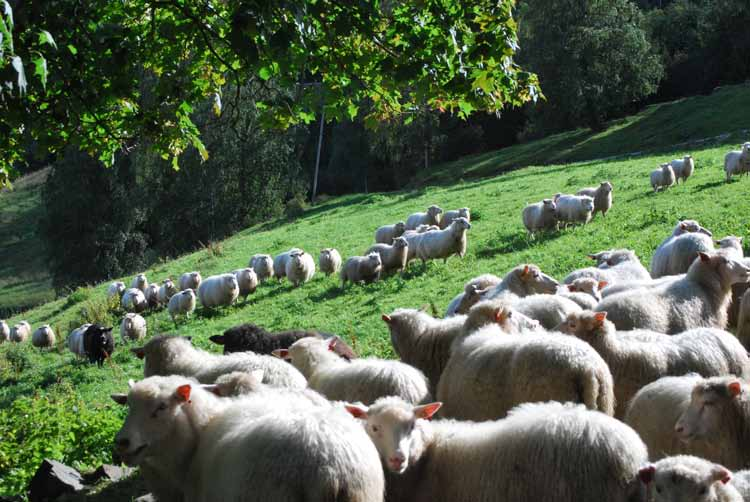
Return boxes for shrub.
[285,195,308,219]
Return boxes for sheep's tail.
[581,369,615,416]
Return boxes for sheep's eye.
[370,425,380,433]
[656,487,662,494]
[699,487,707,495]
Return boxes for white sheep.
[367,236,408,274]
[402,225,437,263]
[522,198,558,235]
[436,324,615,420]
[121,288,148,313]
[577,181,613,218]
[445,273,501,317]
[31,325,55,348]
[415,217,471,263]
[107,281,126,300]
[318,248,342,276]
[232,267,258,301]
[285,250,315,287]
[0,320,9,343]
[346,399,647,502]
[564,249,651,286]
[724,143,750,181]
[197,273,239,308]
[716,236,744,260]
[156,279,178,305]
[559,277,607,309]
[554,194,595,226]
[144,283,160,309]
[439,207,470,229]
[600,275,680,298]
[132,335,307,388]
[639,456,741,502]
[512,293,582,329]
[167,289,196,323]
[375,221,407,244]
[651,163,676,192]
[178,271,202,291]
[204,371,329,406]
[249,254,274,282]
[275,336,430,405]
[597,252,750,333]
[670,155,695,184]
[120,313,147,342]
[340,253,382,287]
[651,219,714,278]
[131,273,148,293]
[486,264,560,300]
[405,205,443,230]
[272,247,301,280]
[67,323,91,357]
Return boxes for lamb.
[156,279,178,305]
[107,281,126,299]
[346,399,647,502]
[121,288,148,313]
[512,294,582,329]
[0,320,8,343]
[112,376,384,502]
[416,217,471,263]
[651,219,714,278]
[375,221,407,244]
[167,289,197,323]
[486,264,559,300]
[131,273,148,293]
[559,277,607,309]
[521,198,558,235]
[596,252,750,333]
[670,155,695,184]
[285,250,315,287]
[248,254,273,282]
[232,267,258,301]
[554,194,595,226]
[275,336,430,405]
[67,324,91,357]
[132,335,307,388]
[639,456,741,502]
[717,236,744,260]
[341,253,382,287]
[556,310,750,418]
[439,207,470,229]
[724,142,750,181]
[273,247,302,279]
[318,248,342,276]
[144,283,160,309]
[178,271,202,291]
[10,321,31,342]
[445,273,502,317]
[651,163,676,192]
[367,236,409,274]
[577,181,613,218]
[405,205,443,230]
[120,313,147,343]
[31,325,56,348]
[82,324,115,366]
[437,324,615,420]
[197,273,239,308]
[205,371,330,407]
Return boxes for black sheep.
[82,324,115,366]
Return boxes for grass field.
[1,85,750,497]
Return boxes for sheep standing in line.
[273,248,302,280]
[577,181,613,218]
[131,273,148,293]
[651,163,676,192]
[197,273,239,308]
[554,194,595,227]
[276,337,430,405]
[318,248,342,276]
[639,456,741,502]
[133,335,307,388]
[107,281,126,300]
[486,264,559,300]
[67,324,91,357]
[178,271,202,291]
[249,254,274,282]
[724,142,750,181]
[367,237,409,274]
[10,321,31,343]
[341,253,382,287]
[445,273,501,317]
[597,252,750,333]
[167,289,196,323]
[375,222,407,244]
[0,320,8,343]
[651,219,714,278]
[670,155,695,184]
[439,207,470,229]
[144,284,160,309]
[232,268,258,301]
[416,217,471,264]
[121,288,148,313]
[405,205,443,230]
[522,198,558,236]
[346,399,647,502]
[82,324,115,366]
[285,250,315,287]
[156,279,178,305]
[120,313,147,343]
[32,325,56,348]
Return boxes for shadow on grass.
[476,231,562,258]
[694,180,732,191]
[309,285,347,302]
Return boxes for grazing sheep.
[120,313,147,342]
[597,252,750,333]
[512,294,582,329]
[156,279,178,305]
[31,325,56,348]
[178,271,202,291]
[375,222,407,244]
[82,324,115,366]
[651,219,714,278]
[724,143,750,181]
[670,155,696,184]
[232,267,258,301]
[121,288,148,313]
[133,335,306,388]
[577,181,613,218]
[107,281,126,300]
[346,399,647,502]
[0,320,8,343]
[248,254,273,282]
[486,264,559,300]
[406,205,443,230]
[205,371,330,407]
[651,163,676,192]
[367,237,409,274]
[273,248,302,279]
[445,273,502,317]
[10,321,31,343]
[276,337,430,405]
[416,217,471,263]
[639,456,741,502]
[131,273,148,293]
[285,250,316,287]
[318,248,342,276]
[144,283,160,309]
[522,198,558,235]
[197,273,239,308]
[439,207,470,229]
[437,324,615,420]
[341,253,382,287]
[554,194,595,226]
[67,324,91,357]
[557,310,750,418]
[167,289,197,323]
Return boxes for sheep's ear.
[598,281,608,290]
[328,339,338,352]
[521,265,529,277]
[250,369,265,382]
[414,402,442,420]
[131,347,146,359]
[699,252,711,263]
[201,384,221,396]
[680,222,688,230]
[594,312,607,326]
[711,466,732,484]
[567,285,575,292]
[494,308,508,323]
[110,393,128,405]
[728,380,743,397]
[272,349,290,360]
[587,254,597,260]
[209,335,225,345]
[175,384,192,403]
[638,465,655,485]
[381,314,392,323]
[344,403,369,419]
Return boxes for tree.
[0,0,540,186]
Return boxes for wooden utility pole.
[311,102,325,204]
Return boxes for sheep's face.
[541,199,556,214]
[459,208,470,218]
[743,143,750,154]
[568,278,604,300]
[582,197,595,213]
[640,461,731,502]
[709,253,750,285]
[392,237,408,249]
[678,220,712,237]
[519,265,559,294]
[467,299,514,332]
[600,181,613,193]
[716,236,743,254]
[223,275,239,291]
[555,311,608,342]
[675,380,743,442]
[394,222,406,234]
[452,217,471,231]
[367,253,383,269]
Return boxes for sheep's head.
[203,370,265,397]
[273,336,332,377]
[639,457,732,502]
[678,220,712,237]
[427,205,442,216]
[367,252,383,269]
[542,199,556,213]
[715,236,743,255]
[581,196,595,213]
[675,377,746,443]
[223,274,240,290]
[698,252,750,285]
[394,222,406,234]
[555,311,610,342]
[600,181,613,193]
[567,278,606,300]
[458,208,470,219]
[742,142,750,153]
[466,299,514,333]
[451,217,471,232]
[320,249,332,259]
[133,335,193,377]
[392,237,408,249]
[518,265,559,294]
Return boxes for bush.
[285,196,308,219]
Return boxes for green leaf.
[39,30,57,49]
[33,56,48,91]
[258,66,272,81]
[347,102,358,120]
[212,93,222,116]
[67,44,77,55]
